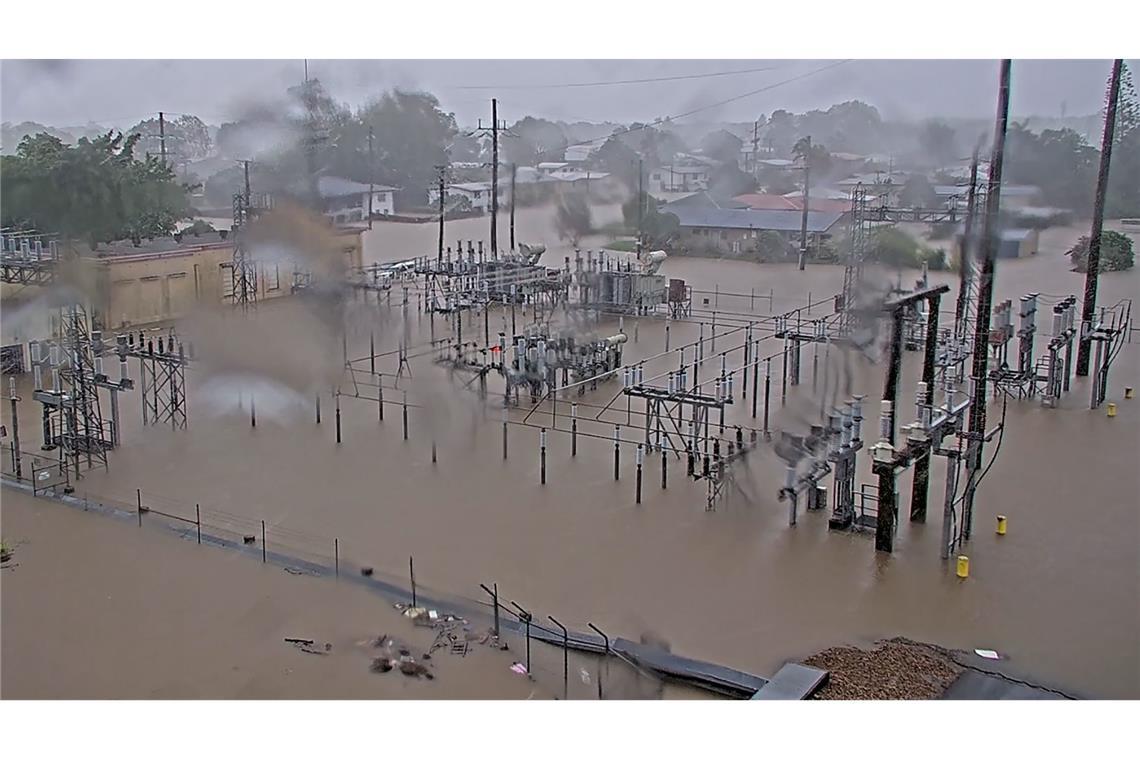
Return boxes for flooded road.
[3,208,1138,698]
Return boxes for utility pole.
[158,111,167,168]
[367,126,375,230]
[491,98,499,258]
[752,119,760,176]
[243,160,251,206]
[799,135,811,271]
[437,166,446,266]
[509,163,517,252]
[637,157,644,253]
[962,59,1012,541]
[1076,58,1123,377]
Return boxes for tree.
[1108,62,1140,217]
[867,227,940,270]
[622,193,679,248]
[554,190,592,246]
[900,175,938,208]
[127,114,213,162]
[357,90,458,204]
[1068,231,1134,272]
[752,230,789,262]
[700,129,743,165]
[920,120,958,166]
[709,164,757,197]
[1005,123,1099,214]
[765,110,797,156]
[793,137,832,183]
[0,130,192,246]
[504,117,567,166]
[591,136,640,191]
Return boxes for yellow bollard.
[956,555,970,579]
[1125,387,1134,400]
[1107,403,1117,418]
[996,515,1007,535]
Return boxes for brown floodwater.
[2,207,1138,698]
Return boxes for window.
[266,264,280,292]
[720,231,727,240]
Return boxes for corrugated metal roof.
[317,176,398,198]
[671,207,844,233]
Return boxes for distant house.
[563,138,607,165]
[303,176,397,223]
[663,199,846,254]
[648,165,710,194]
[428,181,514,214]
[734,193,851,214]
[933,183,1042,210]
[537,162,569,175]
[955,227,1039,261]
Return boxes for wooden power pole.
[1076,58,1124,377]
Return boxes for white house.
[314,176,397,222]
[428,182,507,214]
[648,165,710,194]
[563,138,607,165]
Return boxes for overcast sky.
[0,59,1126,130]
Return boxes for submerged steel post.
[402,391,409,441]
[335,392,342,444]
[196,503,201,545]
[635,444,644,504]
[316,394,321,424]
[261,520,267,563]
[410,555,416,608]
[910,295,941,522]
[571,403,578,457]
[548,615,569,700]
[540,428,547,485]
[510,601,532,676]
[502,407,508,459]
[335,537,339,577]
[613,424,620,481]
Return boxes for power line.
[555,59,854,151]
[446,64,784,90]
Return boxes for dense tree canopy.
[0,131,192,246]
[127,114,213,162]
[1068,231,1134,272]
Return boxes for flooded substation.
[2,204,1138,699]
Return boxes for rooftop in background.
[663,191,750,211]
[668,206,845,233]
[316,176,399,198]
[80,230,232,257]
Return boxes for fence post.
[410,555,417,608]
[510,602,532,677]
[261,520,266,563]
[335,538,339,577]
[635,444,644,504]
[402,391,409,441]
[540,428,547,485]
[587,623,610,700]
[137,488,142,527]
[196,503,201,545]
[613,425,620,481]
[549,615,569,700]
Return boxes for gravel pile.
[803,638,964,700]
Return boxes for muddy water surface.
[3,210,1138,698]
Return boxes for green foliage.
[554,190,592,246]
[700,130,743,165]
[927,221,957,240]
[621,192,678,248]
[900,175,938,208]
[1005,123,1098,214]
[868,227,942,270]
[708,165,757,198]
[1068,231,1135,272]
[592,137,640,190]
[1108,62,1140,218]
[182,219,216,236]
[793,137,832,179]
[919,120,958,166]
[753,230,790,262]
[1,130,191,245]
[127,114,212,161]
[504,117,567,166]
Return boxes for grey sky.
[0,59,1125,130]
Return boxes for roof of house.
[550,170,610,182]
[664,191,750,212]
[537,162,569,170]
[837,172,901,187]
[1001,228,1037,241]
[757,158,795,168]
[657,164,709,175]
[671,207,844,233]
[733,193,800,211]
[316,176,399,198]
[781,188,851,201]
[450,182,493,193]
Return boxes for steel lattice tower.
[839,184,869,336]
[59,304,109,474]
